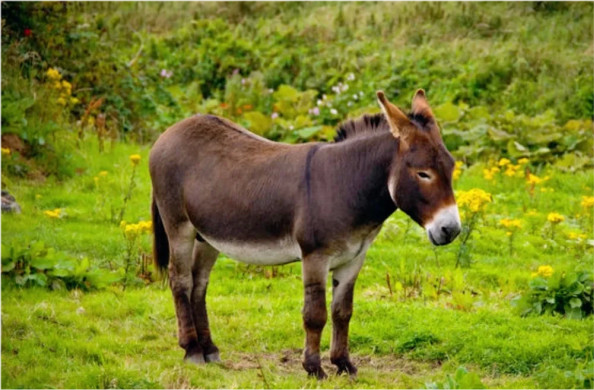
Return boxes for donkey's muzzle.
[425,204,461,246]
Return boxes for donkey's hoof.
[336,361,358,377]
[305,366,327,380]
[184,353,206,365]
[204,351,221,363]
[332,358,357,377]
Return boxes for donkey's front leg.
[301,253,330,379]
[330,254,365,376]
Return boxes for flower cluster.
[43,208,63,219]
[457,188,492,213]
[483,166,500,181]
[46,67,79,106]
[532,265,554,278]
[547,212,565,224]
[498,158,524,177]
[483,158,529,181]
[500,218,522,229]
[120,220,152,239]
[1,147,10,156]
[581,196,594,209]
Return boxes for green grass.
[2,137,593,388]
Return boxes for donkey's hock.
[149,89,460,378]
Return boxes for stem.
[118,165,137,224]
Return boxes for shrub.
[514,268,594,319]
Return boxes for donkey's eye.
[417,171,432,180]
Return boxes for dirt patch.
[2,133,27,155]
[222,349,430,377]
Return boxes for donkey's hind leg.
[191,240,220,363]
[168,222,204,364]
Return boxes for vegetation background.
[1,2,593,389]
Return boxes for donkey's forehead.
[405,136,455,169]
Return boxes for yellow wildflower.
[93,176,99,186]
[61,80,72,94]
[547,212,565,224]
[43,208,62,219]
[518,158,529,165]
[456,188,492,213]
[99,171,108,177]
[120,221,127,229]
[539,187,554,193]
[129,154,141,166]
[498,158,511,167]
[581,196,594,208]
[526,173,543,185]
[567,232,586,241]
[500,218,522,229]
[70,97,79,105]
[483,166,500,181]
[504,164,520,177]
[57,97,66,106]
[138,220,153,233]
[46,67,62,81]
[35,194,42,200]
[124,224,140,239]
[1,147,10,156]
[533,265,554,278]
[526,209,539,217]
[453,161,463,181]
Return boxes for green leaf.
[30,256,56,270]
[74,258,90,276]
[243,111,272,135]
[295,126,322,140]
[565,306,583,320]
[434,102,462,122]
[569,297,582,309]
[2,261,16,273]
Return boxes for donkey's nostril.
[441,226,450,236]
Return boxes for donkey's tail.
[152,196,169,273]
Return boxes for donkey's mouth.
[427,230,441,246]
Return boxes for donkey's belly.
[201,234,302,265]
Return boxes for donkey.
[149,90,461,379]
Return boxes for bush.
[514,269,594,319]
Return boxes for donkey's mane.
[334,113,389,143]
[334,111,434,143]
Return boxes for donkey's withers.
[149,90,460,378]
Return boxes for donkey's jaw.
[425,204,461,246]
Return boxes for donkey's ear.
[376,91,411,139]
[411,89,435,121]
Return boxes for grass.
[2,136,593,389]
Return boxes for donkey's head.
[377,90,461,245]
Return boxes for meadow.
[2,2,593,389]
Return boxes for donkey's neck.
[312,133,398,228]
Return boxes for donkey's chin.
[425,205,462,246]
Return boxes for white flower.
[347,73,355,81]
[330,108,338,115]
